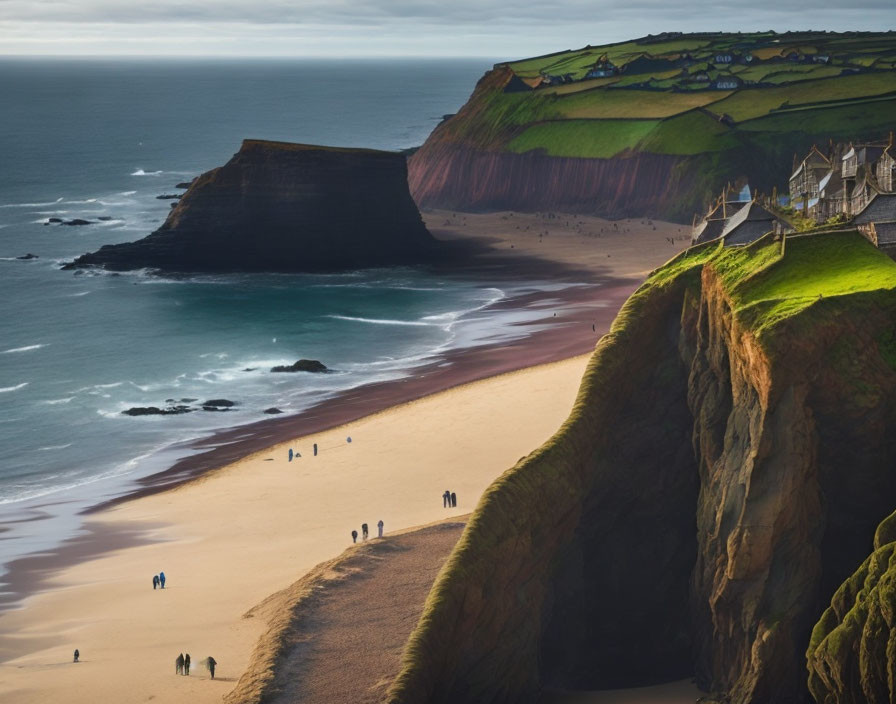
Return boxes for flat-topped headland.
[64,140,438,273]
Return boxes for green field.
[709,71,896,121]
[429,31,896,220]
[508,119,661,158]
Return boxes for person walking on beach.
[184,653,191,676]
[176,653,184,675]
[451,492,457,508]
[288,448,293,462]
[159,571,166,589]
[351,529,358,543]
[313,443,318,456]
[73,649,79,663]
[443,490,450,508]
[362,523,369,540]
[206,656,217,679]
[377,519,384,538]
[153,575,159,590]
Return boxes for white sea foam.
[37,443,73,451]
[40,397,74,406]
[2,344,46,354]
[0,383,28,393]
[328,315,433,327]
[0,200,59,208]
[131,169,163,176]
[120,190,137,196]
[68,291,91,297]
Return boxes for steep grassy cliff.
[387,231,896,703]
[409,31,896,221]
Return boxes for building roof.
[854,192,896,225]
[692,217,726,244]
[858,145,886,166]
[791,147,830,181]
[720,201,780,244]
[818,169,843,194]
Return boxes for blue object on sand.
[289,448,293,462]
[347,436,352,443]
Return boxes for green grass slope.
[414,31,896,220]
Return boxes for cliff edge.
[65,140,437,273]
[386,231,896,703]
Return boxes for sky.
[1,0,895,58]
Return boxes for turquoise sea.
[0,58,580,584]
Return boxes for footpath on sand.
[226,518,468,704]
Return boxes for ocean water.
[0,58,576,579]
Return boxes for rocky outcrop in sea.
[64,140,438,273]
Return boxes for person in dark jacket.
[443,490,450,507]
[153,575,159,590]
[159,571,166,589]
[73,649,79,663]
[451,492,457,507]
[184,653,191,676]
[207,656,217,679]
[351,529,358,543]
[361,523,369,540]
[176,653,184,675]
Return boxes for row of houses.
[789,137,896,249]
[691,133,896,255]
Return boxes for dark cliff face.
[65,140,437,273]
[387,233,896,704]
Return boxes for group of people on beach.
[442,490,457,508]
[152,571,166,589]
[351,519,384,543]
[175,653,217,679]
[289,436,352,462]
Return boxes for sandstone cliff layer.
[387,232,896,703]
[65,140,437,273]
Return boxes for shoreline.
[0,352,594,702]
[0,211,687,703]
[0,209,686,613]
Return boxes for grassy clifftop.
[409,32,896,219]
[388,231,896,704]
[488,33,896,159]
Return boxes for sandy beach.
[0,213,689,703]
[0,354,590,702]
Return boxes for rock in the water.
[270,359,328,373]
[64,219,93,226]
[16,253,38,260]
[263,407,283,414]
[202,399,236,408]
[63,140,438,273]
[47,217,63,224]
[98,216,113,221]
[156,194,182,200]
[122,405,192,416]
[175,180,195,189]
